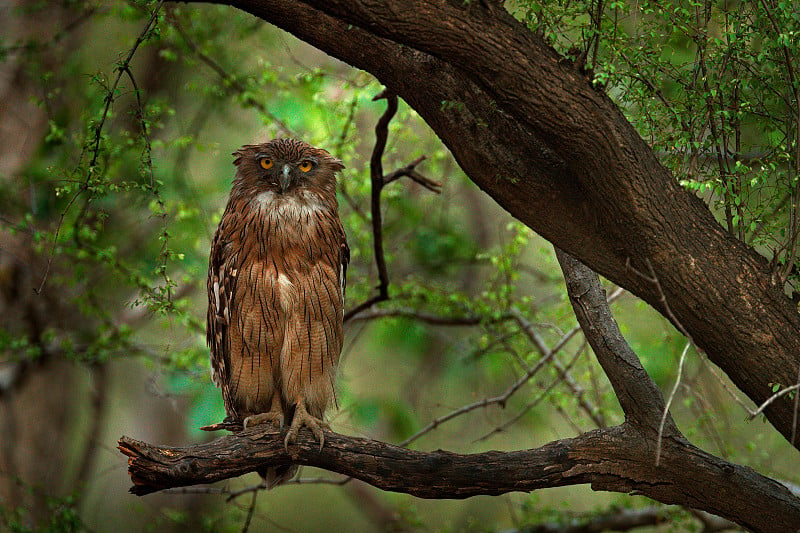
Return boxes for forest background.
[1,0,799,531]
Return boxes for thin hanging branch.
[366,90,396,303]
[343,89,440,322]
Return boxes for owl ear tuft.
[233,144,261,167]
[328,157,345,171]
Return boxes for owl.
[207,138,348,487]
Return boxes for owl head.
[232,138,345,196]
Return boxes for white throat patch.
[255,190,326,220]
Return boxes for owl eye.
[260,158,273,170]
[298,160,313,172]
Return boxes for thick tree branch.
[118,423,800,531]
[206,0,800,448]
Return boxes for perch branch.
[118,423,800,531]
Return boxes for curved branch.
[208,0,800,448]
[366,90,396,304]
[118,424,800,532]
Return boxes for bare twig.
[383,155,441,193]
[748,383,800,421]
[344,90,437,321]
[474,341,588,443]
[241,490,258,533]
[510,298,625,428]
[347,306,483,326]
[703,359,758,412]
[397,323,581,448]
[626,257,696,455]
[226,481,265,502]
[368,91,396,303]
[344,294,387,323]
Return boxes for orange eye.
[260,158,273,170]
[298,160,313,172]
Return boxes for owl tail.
[259,464,299,489]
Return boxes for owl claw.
[243,411,284,430]
[284,401,328,452]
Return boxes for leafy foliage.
[518,0,800,290]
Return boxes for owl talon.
[284,400,328,452]
[244,411,284,430]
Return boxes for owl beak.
[279,164,292,192]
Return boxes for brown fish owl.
[207,138,348,486]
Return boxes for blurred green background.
[1,1,798,531]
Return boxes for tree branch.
[123,249,796,529]
[366,90,396,305]
[383,155,441,193]
[118,423,800,531]
[343,90,437,322]
[556,249,676,434]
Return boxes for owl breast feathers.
[206,138,348,487]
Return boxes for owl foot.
[284,399,328,452]
[243,411,284,430]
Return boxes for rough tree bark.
[120,251,800,531]
[191,0,800,448]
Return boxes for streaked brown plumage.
[207,138,348,487]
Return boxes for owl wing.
[207,220,238,415]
